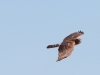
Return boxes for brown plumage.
[47,31,84,62]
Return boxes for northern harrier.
[46,31,84,62]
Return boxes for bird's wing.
[57,41,75,61]
[63,31,84,41]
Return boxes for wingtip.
[56,60,59,62]
[78,30,84,34]
[56,59,61,62]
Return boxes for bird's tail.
[47,44,60,49]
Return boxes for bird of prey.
[46,31,84,62]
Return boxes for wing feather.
[57,41,75,61]
[63,31,84,41]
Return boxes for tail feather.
[47,44,60,48]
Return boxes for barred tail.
[47,44,60,48]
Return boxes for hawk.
[46,31,84,62]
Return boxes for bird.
[46,31,84,62]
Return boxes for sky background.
[0,0,100,75]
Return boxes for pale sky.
[0,0,100,75]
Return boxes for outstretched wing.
[57,41,75,61]
[63,31,84,41]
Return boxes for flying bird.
[46,31,84,62]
